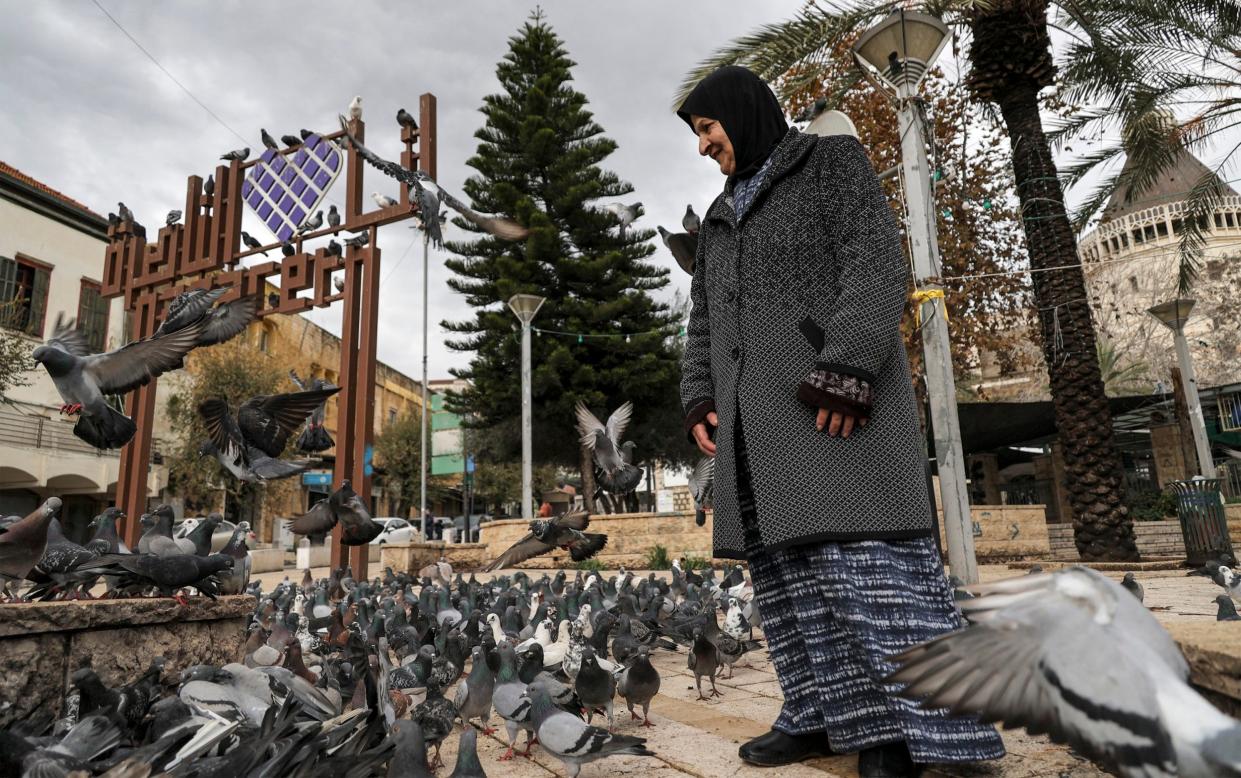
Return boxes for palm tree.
[1096,337,1151,396]
[677,1,1172,560]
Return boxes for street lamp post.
[508,294,545,519]
[851,10,979,583]
[1149,298,1216,478]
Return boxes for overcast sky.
[0,0,809,381]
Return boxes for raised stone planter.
[937,505,1050,560]
[0,595,253,727]
[1169,621,1241,716]
[481,511,714,569]
[380,541,491,573]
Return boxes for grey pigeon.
[220,147,249,161]
[618,645,660,727]
[84,507,128,555]
[688,627,721,700]
[604,202,642,238]
[281,241,295,257]
[285,480,382,545]
[396,107,418,130]
[372,192,399,209]
[197,386,338,482]
[280,133,301,147]
[166,209,182,226]
[454,645,496,734]
[298,210,323,234]
[683,204,700,234]
[448,727,487,778]
[260,128,278,150]
[154,286,258,354]
[339,116,528,242]
[13,714,121,776]
[141,506,185,558]
[118,201,133,221]
[0,497,62,592]
[388,720,433,778]
[287,369,338,453]
[33,315,209,449]
[327,204,340,228]
[1216,593,1241,621]
[483,510,607,571]
[411,679,456,769]
[27,517,97,598]
[888,567,1241,778]
[182,513,222,556]
[204,174,215,197]
[326,239,341,256]
[218,521,253,595]
[491,643,535,760]
[240,231,267,255]
[688,456,714,526]
[573,645,615,728]
[1121,572,1144,603]
[80,552,233,601]
[299,128,315,140]
[658,225,698,275]
[576,401,633,478]
[343,231,370,249]
[523,678,655,777]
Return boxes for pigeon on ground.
[1120,572,1144,603]
[348,95,363,120]
[33,314,209,449]
[658,225,698,275]
[618,645,660,727]
[411,679,456,769]
[197,386,338,482]
[396,107,418,130]
[492,643,535,760]
[0,497,62,593]
[1216,593,1241,621]
[1217,565,1241,608]
[372,192,400,209]
[1188,554,1236,582]
[285,480,382,545]
[574,646,616,729]
[166,210,182,227]
[448,727,487,778]
[887,566,1241,778]
[688,456,714,526]
[280,133,301,147]
[327,204,340,228]
[339,116,528,242]
[389,720,434,778]
[260,128,278,150]
[689,627,722,700]
[240,231,267,255]
[154,287,258,355]
[287,370,338,453]
[604,202,643,238]
[523,678,655,777]
[454,645,496,734]
[576,401,633,479]
[220,147,249,161]
[683,204,700,234]
[218,521,253,595]
[483,510,607,572]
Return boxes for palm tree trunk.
[993,83,1139,561]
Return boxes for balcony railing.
[0,402,119,458]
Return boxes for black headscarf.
[677,66,789,181]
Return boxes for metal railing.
[0,402,119,457]
[1219,392,1241,433]
[999,479,1053,506]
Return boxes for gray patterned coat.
[680,128,933,558]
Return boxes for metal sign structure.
[101,94,438,576]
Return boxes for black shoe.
[858,741,924,777]
[738,729,834,766]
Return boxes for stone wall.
[380,541,491,574]
[937,505,1050,560]
[0,595,252,727]
[481,512,713,569]
[1049,506,1241,561]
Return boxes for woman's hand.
[691,411,719,456]
[816,408,867,438]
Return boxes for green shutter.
[0,258,15,329]
[28,267,49,336]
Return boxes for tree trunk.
[579,444,598,513]
[993,83,1139,561]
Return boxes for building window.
[388,407,398,426]
[77,280,109,352]
[257,327,270,353]
[0,255,51,337]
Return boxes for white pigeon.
[575,401,633,477]
[348,95,363,120]
[372,192,399,209]
[1219,565,1241,607]
[889,566,1241,778]
[604,201,643,238]
[516,618,554,654]
[542,619,572,669]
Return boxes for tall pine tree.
[443,12,687,507]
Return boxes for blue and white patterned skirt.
[736,419,1005,764]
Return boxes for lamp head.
[852,10,950,94]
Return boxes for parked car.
[370,517,417,545]
[173,517,238,554]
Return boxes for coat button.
[731,346,740,360]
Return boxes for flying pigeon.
[220,147,250,161]
[604,202,642,238]
[347,95,363,120]
[197,386,339,482]
[327,204,340,228]
[280,133,301,147]
[240,231,267,255]
[683,204,700,234]
[154,287,258,359]
[260,128,278,150]
[688,457,715,526]
[887,567,1241,778]
[523,678,655,777]
[285,480,382,545]
[658,225,698,275]
[483,510,606,572]
[396,107,418,131]
[165,210,182,227]
[338,115,528,242]
[33,315,210,449]
[287,369,338,453]
[575,401,633,478]
[372,192,399,209]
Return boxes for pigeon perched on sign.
[280,133,301,148]
[287,369,338,453]
[887,566,1241,778]
[33,315,209,449]
[197,386,339,482]
[260,128,278,150]
[286,480,382,545]
[338,115,528,242]
[483,510,607,572]
[688,457,715,526]
[220,147,249,161]
[347,95,363,120]
[166,210,182,227]
[658,225,698,275]
[396,107,418,130]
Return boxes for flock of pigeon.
[0,551,762,777]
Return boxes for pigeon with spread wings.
[197,386,339,482]
[484,510,607,572]
[575,401,633,478]
[287,369,338,453]
[285,480,383,546]
[337,115,529,243]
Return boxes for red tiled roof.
[0,161,104,221]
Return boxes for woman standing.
[677,66,1003,777]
